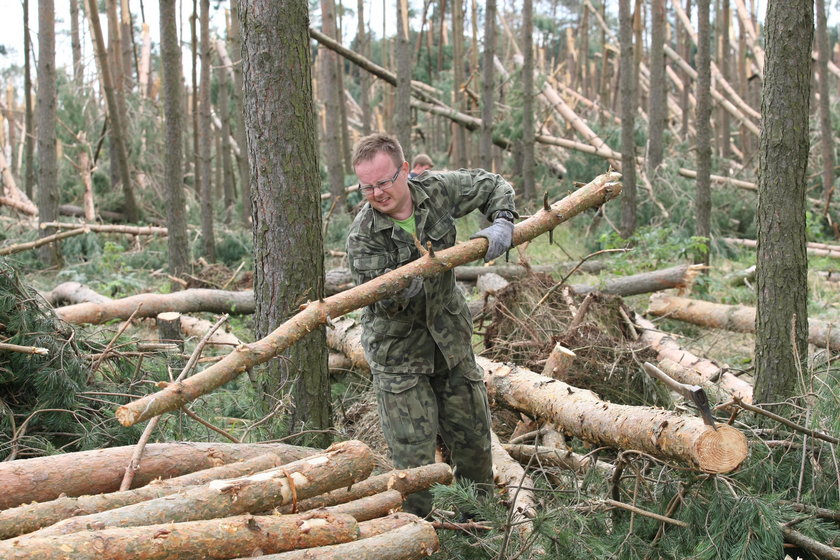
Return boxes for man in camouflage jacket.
[347,133,517,516]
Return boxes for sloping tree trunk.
[619,0,637,237]
[647,0,666,173]
[479,0,496,170]
[521,0,535,202]
[23,0,35,200]
[198,0,216,260]
[37,0,60,266]
[695,0,712,266]
[320,0,346,209]
[159,0,190,276]
[395,0,412,160]
[815,0,834,210]
[241,0,331,445]
[754,0,811,404]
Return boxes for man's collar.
[369,184,429,232]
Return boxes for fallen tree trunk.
[491,431,538,541]
[116,172,622,427]
[55,288,256,324]
[324,489,404,521]
[454,260,608,281]
[480,357,748,473]
[0,452,303,539]
[724,236,840,260]
[646,293,840,351]
[39,281,113,306]
[356,512,423,539]
[0,511,359,560]
[255,516,439,560]
[23,440,373,539]
[58,204,125,222]
[502,443,615,476]
[571,264,703,297]
[633,313,753,403]
[0,441,315,510]
[326,318,369,373]
[39,222,168,235]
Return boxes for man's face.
[355,152,412,219]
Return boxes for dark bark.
[680,0,693,139]
[754,0,811,404]
[241,0,331,445]
[23,0,35,200]
[159,0,190,276]
[647,0,666,174]
[480,0,496,170]
[718,0,731,159]
[815,0,834,209]
[395,0,413,160]
[521,0,535,202]
[228,5,252,227]
[217,58,235,222]
[198,0,216,260]
[37,0,60,266]
[694,0,712,266]
[618,0,637,237]
[190,0,199,193]
[357,0,372,135]
[320,0,346,209]
[452,0,467,167]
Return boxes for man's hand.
[470,218,514,262]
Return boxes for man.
[407,153,434,179]
[346,133,517,517]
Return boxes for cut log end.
[694,424,749,473]
[115,406,137,427]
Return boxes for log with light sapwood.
[24,440,373,539]
[0,511,359,560]
[570,264,703,297]
[480,357,748,473]
[275,463,453,514]
[178,314,243,348]
[502,443,614,476]
[455,261,608,281]
[0,195,37,216]
[0,452,306,539]
[0,227,89,256]
[356,512,423,539]
[116,172,622,427]
[541,342,576,379]
[252,517,438,560]
[490,432,538,540]
[633,312,753,402]
[326,318,368,373]
[55,289,256,324]
[0,149,37,215]
[647,293,840,351]
[39,281,113,306]
[725,236,840,260]
[0,442,315,511]
[323,489,404,521]
[39,222,168,235]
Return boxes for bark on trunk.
[480,357,748,473]
[570,264,702,297]
[198,0,216,260]
[647,0,666,173]
[320,0,347,207]
[521,0,535,201]
[0,511,359,560]
[258,517,438,560]
[694,0,712,267]
[0,442,316,510]
[618,0,637,237]
[480,0,496,170]
[491,431,538,540]
[23,440,373,538]
[116,172,622,427]
[648,293,838,351]
[395,0,412,159]
[37,0,60,266]
[323,489,404,521]
[40,281,113,306]
[55,289,256,324]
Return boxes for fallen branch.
[724,236,840,259]
[116,172,622,427]
[0,341,48,355]
[39,222,168,235]
[0,227,88,256]
[571,264,703,297]
[733,397,840,446]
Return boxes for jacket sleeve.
[433,169,517,221]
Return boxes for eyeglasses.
[358,166,402,196]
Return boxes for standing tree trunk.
[119,0,134,92]
[754,0,811,404]
[217,59,235,223]
[357,0,372,136]
[228,4,252,227]
[395,0,412,161]
[815,0,834,211]
[679,0,693,140]
[647,0,666,174]
[23,0,35,200]
[718,0,731,160]
[521,0,535,202]
[37,0,60,266]
[619,0,637,237]
[694,0,712,266]
[159,0,190,277]
[190,0,199,192]
[198,0,215,260]
[452,0,467,167]
[241,0,331,446]
[70,0,83,85]
[479,0,496,171]
[320,0,347,209]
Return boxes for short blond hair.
[352,133,405,169]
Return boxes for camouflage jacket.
[347,169,516,374]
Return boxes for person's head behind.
[352,133,412,220]
[410,153,433,174]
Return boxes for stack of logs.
[0,440,450,559]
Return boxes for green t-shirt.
[390,213,416,237]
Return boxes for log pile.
[0,440,448,559]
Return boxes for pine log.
[326,318,369,373]
[276,463,453,514]
[178,314,243,348]
[0,442,315,511]
[570,264,703,297]
[157,311,183,348]
[39,281,113,306]
[502,443,614,476]
[249,517,438,560]
[480,357,748,473]
[725,236,840,260]
[0,453,302,539]
[323,489,404,521]
[39,222,168,235]
[491,432,538,540]
[58,204,125,222]
[116,172,622,427]
[541,342,576,379]
[55,288,256,324]
[357,512,422,539]
[0,511,359,560]
[647,293,840,350]
[453,260,608,281]
[0,195,37,216]
[633,313,753,402]
[23,440,374,538]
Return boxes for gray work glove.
[470,218,514,263]
[384,268,424,300]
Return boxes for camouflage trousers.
[372,349,493,517]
